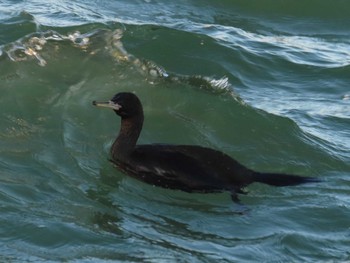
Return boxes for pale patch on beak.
[92,100,122,110]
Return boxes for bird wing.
[120,144,228,192]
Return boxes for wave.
[214,0,350,19]
[0,24,238,98]
[0,20,348,163]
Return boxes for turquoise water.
[1,1,349,262]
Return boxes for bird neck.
[111,115,143,161]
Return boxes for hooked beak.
[92,100,122,110]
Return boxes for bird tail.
[252,172,320,187]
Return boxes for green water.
[1,1,350,262]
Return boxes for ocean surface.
[1,0,349,262]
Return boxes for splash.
[2,29,97,66]
[342,94,350,101]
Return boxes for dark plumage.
[93,92,319,203]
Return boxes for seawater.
[0,1,349,262]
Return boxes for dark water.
[1,1,349,262]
